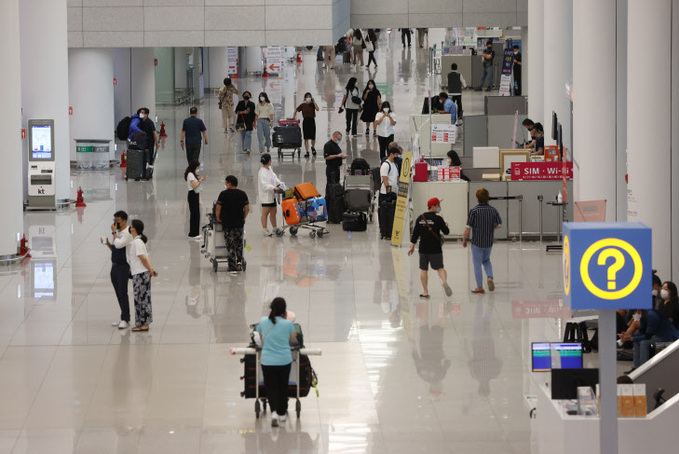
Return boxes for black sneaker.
[311,147,317,155]
[304,152,310,158]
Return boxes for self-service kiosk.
[27,119,56,210]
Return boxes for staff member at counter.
[447,149,470,182]
[436,92,457,125]
[521,119,535,150]
[530,123,545,157]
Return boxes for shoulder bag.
[422,213,444,246]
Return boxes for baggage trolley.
[201,213,247,272]
[230,341,321,419]
[344,174,374,222]
[273,119,302,159]
[277,185,330,239]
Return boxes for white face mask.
[652,289,658,297]
[139,113,145,119]
[436,207,442,213]
[305,98,312,103]
[514,50,518,55]
[260,97,265,102]
[661,289,670,300]
[447,158,452,166]
[633,313,642,322]
[369,84,374,89]
[383,108,389,113]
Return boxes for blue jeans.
[240,129,252,151]
[633,335,662,368]
[471,244,493,288]
[256,118,272,153]
[479,66,493,89]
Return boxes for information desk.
[409,97,455,158]
[410,181,468,238]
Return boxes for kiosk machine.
[27,119,56,210]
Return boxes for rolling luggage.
[342,211,367,231]
[325,183,345,224]
[282,198,302,225]
[273,121,302,148]
[300,197,327,221]
[242,352,313,400]
[293,183,320,201]
[345,188,371,211]
[343,51,351,63]
[378,196,397,239]
[126,148,154,180]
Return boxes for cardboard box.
[617,385,623,418]
[620,384,635,417]
[633,384,647,417]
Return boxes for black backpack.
[350,158,371,175]
[116,116,132,141]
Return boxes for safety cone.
[262,68,269,78]
[296,52,302,63]
[75,186,87,207]
[19,234,31,258]
[159,121,167,137]
[120,150,127,168]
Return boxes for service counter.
[409,98,453,158]
[411,181,468,237]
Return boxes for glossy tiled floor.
[2,32,576,453]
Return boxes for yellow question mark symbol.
[597,248,625,290]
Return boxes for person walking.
[408,198,453,298]
[235,91,256,153]
[463,188,502,294]
[180,107,208,164]
[360,80,381,137]
[365,29,378,68]
[256,297,298,427]
[102,210,132,329]
[185,161,206,239]
[215,175,250,272]
[127,220,158,332]
[374,101,397,160]
[352,29,365,67]
[378,146,400,239]
[323,45,335,70]
[323,131,346,187]
[417,28,428,48]
[293,92,320,158]
[478,40,495,92]
[218,78,239,133]
[258,153,283,236]
[340,77,361,136]
[254,92,274,154]
[400,28,412,48]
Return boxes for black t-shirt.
[216,188,249,228]
[324,140,342,168]
[482,47,495,67]
[513,52,522,74]
[410,212,450,254]
[182,116,206,145]
[662,300,679,330]
[235,101,256,129]
[535,135,545,154]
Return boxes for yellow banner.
[391,151,413,247]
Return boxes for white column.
[20,0,70,203]
[627,0,672,277]
[113,48,132,126]
[130,48,156,117]
[0,0,23,255]
[527,0,544,121]
[616,0,628,222]
[673,0,679,279]
[209,47,228,90]
[245,47,264,74]
[573,0,617,222]
[68,49,115,162]
[543,0,572,149]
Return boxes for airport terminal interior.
[1,2,678,453]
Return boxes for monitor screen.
[30,124,53,160]
[551,368,599,400]
[531,342,552,372]
[551,111,558,141]
[550,343,583,369]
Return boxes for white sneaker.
[112,320,121,327]
[117,320,129,329]
[262,229,272,237]
[279,414,287,422]
[271,413,279,427]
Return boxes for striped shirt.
[466,203,502,248]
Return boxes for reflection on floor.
[1,33,575,453]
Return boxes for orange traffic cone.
[19,234,31,258]
[75,186,87,207]
[159,121,167,137]
[296,52,302,63]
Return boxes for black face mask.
[244,96,250,100]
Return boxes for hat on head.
[427,197,443,208]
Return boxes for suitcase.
[343,51,351,63]
[282,198,302,225]
[345,188,371,211]
[379,196,397,239]
[293,183,320,201]
[126,149,154,180]
[301,197,327,221]
[345,175,371,190]
[325,183,345,224]
[242,353,313,399]
[273,121,302,148]
[342,211,367,231]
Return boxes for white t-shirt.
[346,87,361,110]
[126,237,149,276]
[379,160,399,194]
[375,111,397,137]
[187,172,203,193]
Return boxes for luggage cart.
[277,189,330,239]
[273,119,302,159]
[230,344,322,419]
[201,213,247,272]
[344,174,374,222]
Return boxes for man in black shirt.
[408,197,453,298]
[478,40,495,92]
[102,210,133,329]
[215,175,250,272]
[137,107,159,151]
[181,107,208,164]
[323,131,346,186]
[512,44,522,96]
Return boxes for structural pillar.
[68,49,115,162]
[573,0,618,222]
[20,0,71,203]
[527,0,544,122]
[209,47,228,90]
[130,48,156,117]
[627,0,672,277]
[0,0,24,256]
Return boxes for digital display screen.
[31,124,52,160]
[532,342,583,372]
[532,343,552,372]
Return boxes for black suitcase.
[378,196,397,239]
[242,353,313,399]
[345,188,371,211]
[326,183,345,224]
[342,211,367,231]
[126,149,156,181]
[350,158,371,176]
[272,123,302,148]
[343,51,351,63]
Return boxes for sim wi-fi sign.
[562,222,652,310]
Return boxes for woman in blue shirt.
[257,297,297,427]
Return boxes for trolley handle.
[229,347,322,356]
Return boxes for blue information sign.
[562,222,652,310]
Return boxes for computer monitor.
[551,111,558,140]
[550,342,584,369]
[531,342,552,372]
[551,368,599,400]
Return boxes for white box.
[472,146,500,168]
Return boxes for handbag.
[236,113,246,132]
[366,40,374,52]
[218,101,223,110]
[422,213,444,246]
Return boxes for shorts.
[419,253,444,271]
[261,202,277,208]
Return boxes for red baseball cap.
[427,197,443,208]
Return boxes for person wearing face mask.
[530,123,545,157]
[446,149,470,182]
[512,45,522,96]
[374,101,397,160]
[651,273,664,309]
[340,77,361,136]
[477,40,496,92]
[360,80,382,137]
[258,153,283,237]
[323,131,347,188]
[254,92,274,154]
[436,92,457,125]
[184,161,206,239]
[619,309,679,370]
[128,107,159,153]
[660,281,679,329]
[235,91,256,153]
[293,92,320,158]
[408,198,452,298]
[218,78,239,133]
[180,107,208,164]
[463,188,502,294]
[365,29,378,68]
[126,219,158,332]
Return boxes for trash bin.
[75,139,111,170]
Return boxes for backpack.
[350,158,371,176]
[116,116,132,141]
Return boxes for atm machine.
[27,119,56,210]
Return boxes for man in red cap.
[408,197,452,298]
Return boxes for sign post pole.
[598,309,618,454]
